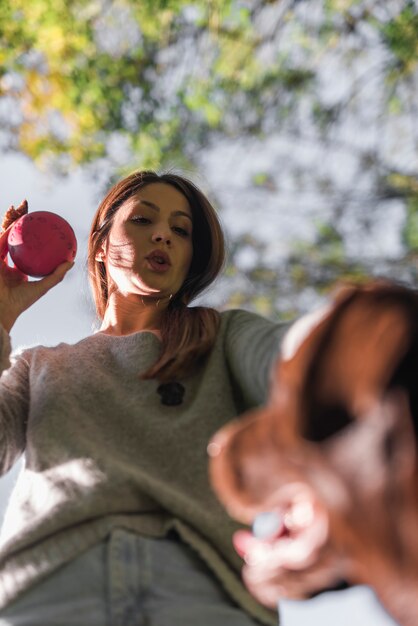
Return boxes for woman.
[0,171,288,626]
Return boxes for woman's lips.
[145,257,171,272]
[145,250,171,272]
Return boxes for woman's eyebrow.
[139,199,193,222]
[139,200,159,212]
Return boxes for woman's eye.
[173,226,190,237]
[131,216,150,224]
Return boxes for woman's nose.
[151,231,171,245]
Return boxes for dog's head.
[209,281,418,580]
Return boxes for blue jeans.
[0,529,264,625]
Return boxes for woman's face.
[100,182,194,300]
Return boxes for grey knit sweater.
[0,308,288,625]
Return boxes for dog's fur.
[209,282,418,625]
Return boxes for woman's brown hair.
[88,170,225,381]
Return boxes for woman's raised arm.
[0,201,74,333]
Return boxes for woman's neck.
[99,291,169,336]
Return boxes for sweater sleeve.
[224,309,291,407]
[0,325,29,476]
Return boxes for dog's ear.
[249,390,417,576]
[382,391,417,485]
[320,390,416,508]
[302,390,418,579]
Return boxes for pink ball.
[7,211,77,278]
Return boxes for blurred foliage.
[381,1,418,76]
[1,0,418,317]
[0,0,275,167]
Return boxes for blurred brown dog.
[209,281,418,626]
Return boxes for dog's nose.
[208,426,238,457]
[207,439,223,457]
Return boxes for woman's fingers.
[0,223,13,262]
[233,531,275,563]
[234,525,344,608]
[242,559,332,606]
[0,261,74,332]
[28,261,75,300]
[0,202,73,329]
[0,263,28,285]
[0,200,29,261]
[240,536,345,608]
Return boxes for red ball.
[7,211,77,278]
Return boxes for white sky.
[0,153,399,626]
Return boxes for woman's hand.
[0,201,74,332]
[233,530,345,609]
